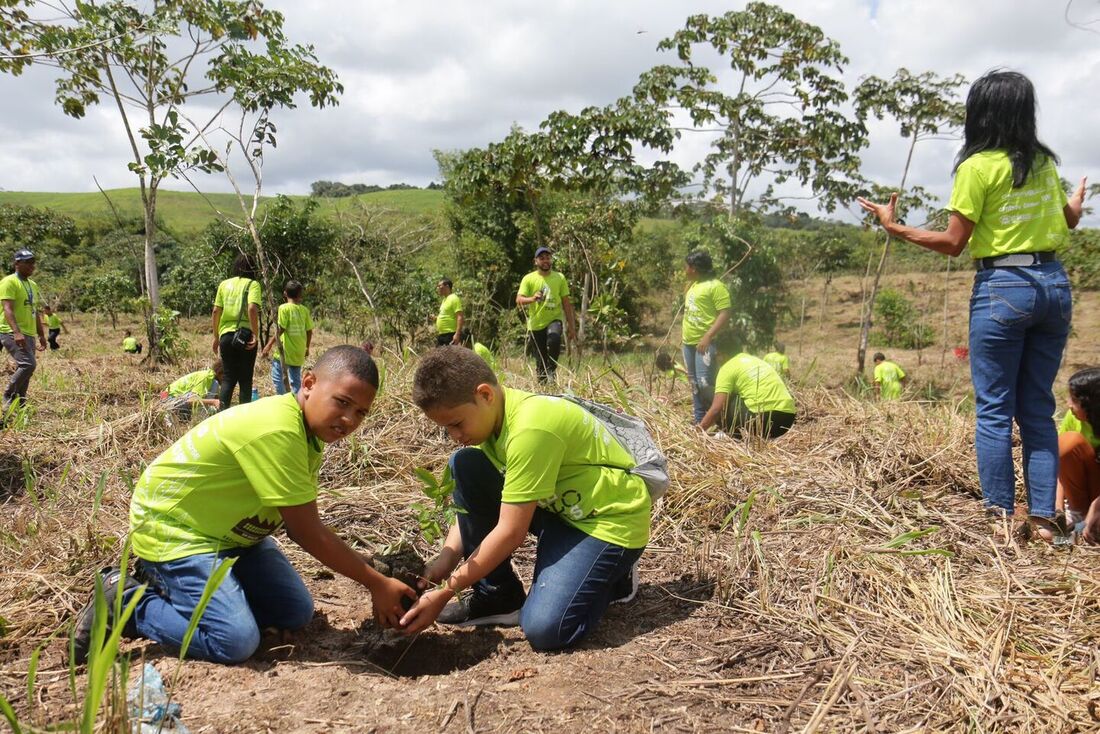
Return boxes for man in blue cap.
[0,249,46,415]
[515,246,576,382]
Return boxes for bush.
[872,288,932,349]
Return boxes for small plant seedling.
[411,464,461,546]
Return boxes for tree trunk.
[578,271,591,344]
[941,255,952,369]
[143,183,162,361]
[856,132,918,375]
[798,293,807,356]
[819,276,831,334]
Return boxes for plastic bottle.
[251,387,260,401]
[127,663,190,733]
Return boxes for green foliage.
[161,235,232,317]
[148,305,189,363]
[872,288,932,349]
[639,2,867,215]
[1062,228,1100,290]
[412,465,458,545]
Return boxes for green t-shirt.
[473,342,499,374]
[276,302,314,367]
[168,369,216,399]
[715,353,796,414]
[436,293,463,334]
[948,151,1069,260]
[517,270,570,331]
[46,314,61,329]
[874,360,906,400]
[763,352,790,376]
[1060,412,1099,450]
[0,273,41,336]
[213,277,262,336]
[479,387,651,548]
[122,337,139,352]
[681,279,731,346]
[130,393,323,562]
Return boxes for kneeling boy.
[73,346,415,664]
[400,347,650,650]
[699,351,796,439]
[162,359,224,420]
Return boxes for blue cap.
[13,248,34,262]
[534,246,552,257]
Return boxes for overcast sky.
[0,0,1097,225]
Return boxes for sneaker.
[437,587,525,627]
[71,567,140,665]
[611,562,640,605]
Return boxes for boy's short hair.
[685,249,714,275]
[284,280,303,299]
[413,347,497,411]
[314,345,380,389]
[211,358,224,374]
[873,352,886,362]
[655,351,674,371]
[438,278,453,290]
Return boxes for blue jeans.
[682,343,718,424]
[271,360,302,395]
[449,448,644,651]
[129,537,314,664]
[969,262,1071,517]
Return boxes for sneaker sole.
[445,610,521,628]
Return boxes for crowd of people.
[0,69,1094,668]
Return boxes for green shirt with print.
[948,151,1069,260]
[213,277,262,336]
[0,273,41,336]
[46,314,61,329]
[130,393,323,562]
[168,369,216,399]
[681,279,730,346]
[277,302,314,367]
[436,293,463,334]
[517,271,570,332]
[473,342,499,374]
[874,360,906,400]
[1060,412,1100,450]
[479,387,651,549]
[763,352,790,376]
[715,353,796,414]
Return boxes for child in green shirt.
[121,329,142,354]
[1057,368,1100,543]
[763,342,790,379]
[400,347,651,650]
[161,359,224,421]
[872,353,907,400]
[43,305,64,350]
[699,352,796,439]
[72,346,416,665]
[262,280,314,395]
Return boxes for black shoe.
[437,587,525,627]
[71,567,140,665]
[611,562,640,605]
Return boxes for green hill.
[0,188,446,236]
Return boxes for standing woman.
[681,250,731,424]
[858,70,1087,534]
[212,254,262,410]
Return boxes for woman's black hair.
[685,250,714,276]
[954,70,1058,188]
[233,253,258,279]
[1068,368,1100,430]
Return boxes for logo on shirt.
[229,515,281,542]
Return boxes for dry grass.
[2,276,1100,731]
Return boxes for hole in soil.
[0,451,41,502]
[364,627,506,677]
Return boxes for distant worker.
[43,305,64,350]
[1057,368,1100,542]
[122,329,142,354]
[763,342,790,379]
[435,278,465,346]
[872,353,907,400]
[212,254,261,409]
[262,280,314,395]
[162,360,224,421]
[698,351,796,439]
[516,247,576,382]
[681,250,730,424]
[0,248,46,414]
[473,341,499,375]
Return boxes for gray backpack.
[560,395,670,500]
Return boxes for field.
[2,272,1100,732]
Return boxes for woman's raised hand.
[856,192,899,229]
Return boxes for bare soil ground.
[3,273,1100,733]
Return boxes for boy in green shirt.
[681,250,731,424]
[162,359,224,421]
[763,342,790,379]
[72,346,416,665]
[43,305,64,351]
[873,353,907,400]
[699,351,796,439]
[435,278,464,346]
[262,280,314,395]
[400,347,650,650]
[516,247,576,383]
[122,330,142,354]
[0,249,46,413]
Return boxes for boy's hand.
[399,587,452,634]
[370,575,417,629]
[212,336,220,355]
[1084,506,1100,545]
[13,333,26,349]
[419,549,458,591]
[36,335,47,351]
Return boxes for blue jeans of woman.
[969,262,1071,517]
[448,447,643,651]
[127,536,314,664]
[682,343,718,424]
[271,359,302,395]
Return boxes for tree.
[852,68,967,374]
[637,3,867,218]
[0,0,338,361]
